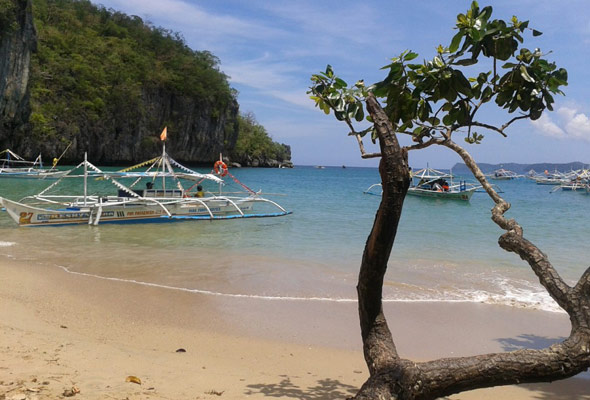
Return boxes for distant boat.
[315,165,325,169]
[0,147,70,179]
[407,167,479,201]
[489,168,519,180]
[550,169,590,192]
[532,169,574,185]
[364,166,481,201]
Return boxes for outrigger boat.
[530,169,577,185]
[364,166,480,201]
[488,168,520,180]
[0,148,69,179]
[0,144,290,227]
[550,169,590,192]
[407,167,479,201]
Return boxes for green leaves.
[519,65,535,83]
[449,32,464,53]
[309,65,367,126]
[404,52,419,61]
[465,132,484,144]
[309,2,567,147]
[0,0,18,36]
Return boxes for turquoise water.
[0,166,588,313]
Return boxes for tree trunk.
[352,95,590,400]
[354,93,409,398]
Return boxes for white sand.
[1,257,588,399]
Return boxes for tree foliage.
[29,0,235,142]
[0,0,19,36]
[309,3,587,400]
[310,2,567,149]
[231,112,290,163]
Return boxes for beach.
[2,257,589,400]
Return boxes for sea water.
[0,166,588,313]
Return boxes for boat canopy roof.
[0,149,25,161]
[411,167,453,181]
[0,149,43,166]
[33,148,226,200]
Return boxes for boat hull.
[0,169,68,179]
[407,187,475,201]
[0,197,286,227]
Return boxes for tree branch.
[349,123,381,158]
[408,341,590,400]
[440,139,573,312]
[469,114,529,138]
[325,100,382,159]
[404,137,442,152]
[356,93,410,375]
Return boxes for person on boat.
[195,185,205,198]
[146,181,154,190]
[441,179,449,191]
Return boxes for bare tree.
[309,2,589,399]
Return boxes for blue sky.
[92,0,590,168]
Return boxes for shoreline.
[1,257,589,399]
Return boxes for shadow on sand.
[245,376,358,399]
[496,333,590,399]
[496,333,565,352]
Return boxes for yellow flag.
[160,127,167,141]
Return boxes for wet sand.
[1,257,589,399]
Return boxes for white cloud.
[532,106,590,141]
[561,108,590,139]
[223,57,314,109]
[223,57,300,88]
[531,113,566,138]
[95,0,285,48]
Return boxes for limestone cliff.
[0,0,36,144]
[0,0,290,167]
[26,87,240,166]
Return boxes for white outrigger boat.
[488,168,520,180]
[550,169,590,193]
[0,148,70,179]
[0,146,290,227]
[364,167,481,201]
[407,167,479,201]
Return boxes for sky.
[91,0,590,168]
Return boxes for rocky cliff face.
[232,145,293,168]
[0,0,36,145]
[0,0,290,167]
[37,88,241,166]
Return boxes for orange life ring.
[214,160,228,177]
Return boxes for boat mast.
[219,153,223,195]
[83,152,87,206]
[162,141,166,193]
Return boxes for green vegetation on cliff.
[30,0,234,142]
[232,113,291,166]
[0,0,19,35]
[22,0,289,165]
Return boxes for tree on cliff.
[309,2,586,399]
[231,112,291,167]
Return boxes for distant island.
[451,162,588,176]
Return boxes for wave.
[56,265,564,313]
